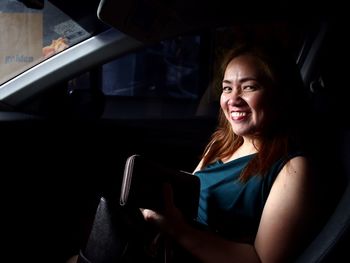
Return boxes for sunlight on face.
[220,54,272,139]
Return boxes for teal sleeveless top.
[194,153,301,243]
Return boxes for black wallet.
[120,154,200,220]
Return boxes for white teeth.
[231,111,247,117]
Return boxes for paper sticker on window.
[0,13,42,85]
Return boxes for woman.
[141,43,317,263]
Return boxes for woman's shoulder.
[275,149,309,172]
[263,151,309,186]
[282,155,311,175]
[276,155,313,188]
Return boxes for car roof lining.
[97,0,325,44]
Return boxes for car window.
[66,33,209,120]
[0,0,103,86]
[102,36,200,99]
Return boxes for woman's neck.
[222,139,258,163]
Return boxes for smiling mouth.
[231,111,248,121]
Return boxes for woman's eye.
[222,86,232,93]
[243,85,257,91]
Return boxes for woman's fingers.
[140,208,162,222]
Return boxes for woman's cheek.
[220,94,229,110]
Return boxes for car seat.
[294,130,350,263]
[294,17,350,262]
[76,197,129,263]
[76,196,167,263]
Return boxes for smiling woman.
[220,54,270,139]
[134,41,318,263]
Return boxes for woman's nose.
[227,89,242,105]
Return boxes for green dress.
[194,153,302,243]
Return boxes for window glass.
[63,34,205,120]
[102,36,201,99]
[0,0,91,85]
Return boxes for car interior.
[0,0,349,262]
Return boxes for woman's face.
[220,54,272,139]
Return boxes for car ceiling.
[96,0,332,43]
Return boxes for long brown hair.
[201,43,310,182]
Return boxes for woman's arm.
[141,186,261,263]
[142,156,315,263]
[254,156,315,262]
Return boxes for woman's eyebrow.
[239,77,259,83]
[222,77,258,84]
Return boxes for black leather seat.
[295,130,350,262]
[76,197,129,263]
[77,196,164,263]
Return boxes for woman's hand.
[140,183,189,239]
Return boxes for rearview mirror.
[17,0,44,9]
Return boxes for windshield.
[0,0,106,86]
